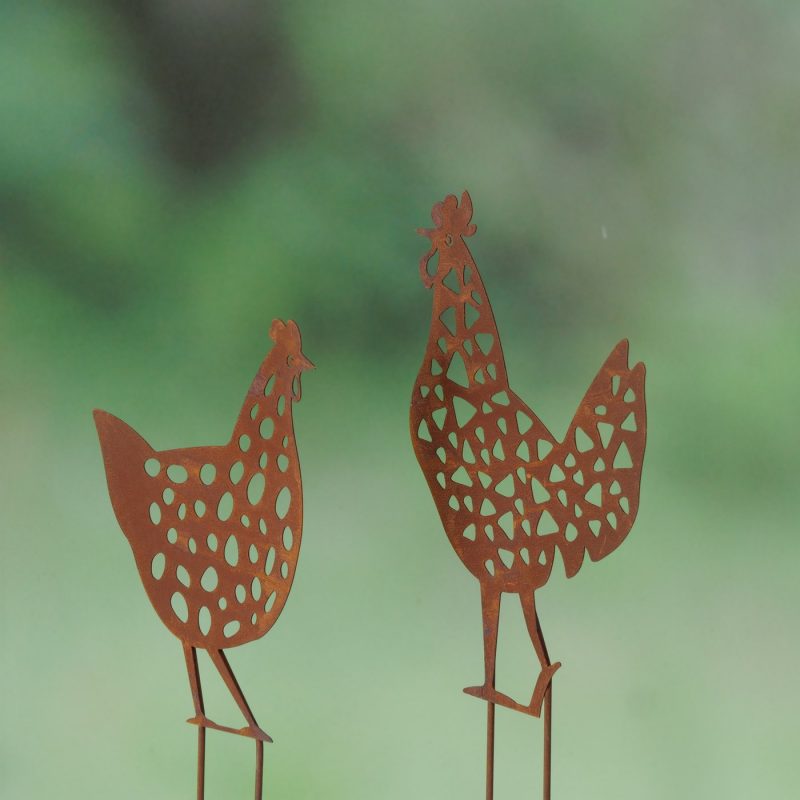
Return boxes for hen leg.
[519,592,561,716]
[182,644,206,800]
[207,649,269,800]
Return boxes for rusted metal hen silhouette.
[95,319,313,800]
[409,192,647,799]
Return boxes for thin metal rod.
[197,727,206,800]
[183,645,207,800]
[486,700,495,800]
[542,683,552,800]
[255,740,264,800]
[481,586,500,800]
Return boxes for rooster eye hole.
[445,234,453,246]
[287,355,294,366]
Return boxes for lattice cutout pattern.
[410,193,647,591]
[96,319,312,649]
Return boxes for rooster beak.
[417,228,436,289]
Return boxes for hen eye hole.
[287,355,295,366]
[445,234,453,247]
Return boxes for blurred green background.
[1,1,798,797]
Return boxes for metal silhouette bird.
[95,319,313,800]
[409,192,647,799]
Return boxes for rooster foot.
[464,684,540,718]
[463,662,561,719]
[187,714,274,743]
[528,661,561,717]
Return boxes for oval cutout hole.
[224,535,239,567]
[275,487,291,519]
[217,492,234,521]
[171,592,188,623]
[247,473,265,505]
[151,552,166,580]
[199,606,212,636]
[176,565,191,587]
[167,464,188,483]
[201,566,218,592]
[260,418,275,439]
[229,461,244,484]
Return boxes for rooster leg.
[207,648,269,800]
[519,592,561,716]
[182,644,206,800]
[463,583,501,697]
[461,584,501,800]
[481,583,501,692]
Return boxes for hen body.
[96,320,310,650]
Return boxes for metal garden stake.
[410,192,647,799]
[95,319,313,799]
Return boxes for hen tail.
[538,340,647,578]
[94,409,156,542]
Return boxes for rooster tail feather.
[554,340,647,573]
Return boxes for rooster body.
[410,192,646,717]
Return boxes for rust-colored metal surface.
[95,319,313,799]
[409,192,647,799]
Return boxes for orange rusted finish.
[95,318,312,800]
[410,192,647,799]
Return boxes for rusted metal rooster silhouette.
[95,319,313,800]
[409,192,647,799]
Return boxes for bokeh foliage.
[1,1,798,797]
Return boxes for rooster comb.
[419,190,477,240]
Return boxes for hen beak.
[297,352,314,371]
